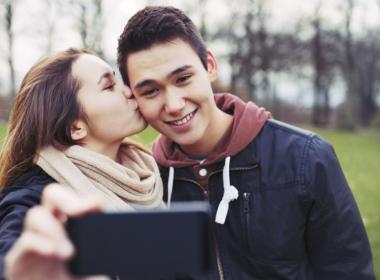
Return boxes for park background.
[0,0,379,276]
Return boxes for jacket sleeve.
[304,136,375,279]
[0,187,43,278]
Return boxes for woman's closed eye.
[103,83,116,92]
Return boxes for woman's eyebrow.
[97,71,115,85]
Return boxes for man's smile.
[166,109,198,126]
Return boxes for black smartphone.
[66,202,212,279]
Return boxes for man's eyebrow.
[97,71,115,85]
[134,79,155,90]
[166,65,192,79]
[133,65,193,90]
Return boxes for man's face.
[126,39,218,153]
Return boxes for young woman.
[0,48,164,279]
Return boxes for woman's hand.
[4,183,108,280]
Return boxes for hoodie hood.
[153,93,270,167]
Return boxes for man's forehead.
[127,39,198,67]
[127,41,199,84]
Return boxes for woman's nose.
[121,83,133,99]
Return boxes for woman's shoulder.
[0,166,56,276]
[0,166,56,204]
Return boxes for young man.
[117,6,375,280]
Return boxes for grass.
[0,125,379,276]
[130,126,159,148]
[0,126,6,144]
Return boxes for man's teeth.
[171,112,194,126]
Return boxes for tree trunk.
[5,1,16,119]
[340,0,357,130]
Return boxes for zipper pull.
[243,192,250,213]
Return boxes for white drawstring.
[215,156,239,224]
[167,166,174,208]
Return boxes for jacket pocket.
[242,191,255,253]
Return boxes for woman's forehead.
[72,54,112,83]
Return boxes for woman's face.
[71,54,147,147]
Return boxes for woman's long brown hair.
[0,48,93,189]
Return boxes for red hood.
[152,93,270,167]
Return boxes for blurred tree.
[1,0,16,118]
[197,0,208,40]
[255,0,271,106]
[213,0,308,113]
[241,0,257,101]
[216,0,266,101]
[73,0,104,58]
[182,0,208,42]
[355,31,380,127]
[1,0,377,128]
[339,0,358,130]
[310,2,332,127]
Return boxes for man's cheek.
[139,109,155,122]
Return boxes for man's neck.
[180,110,233,157]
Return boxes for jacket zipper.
[175,177,224,279]
[243,192,250,218]
[174,163,258,280]
[208,164,258,280]
[243,192,251,250]
[214,233,225,280]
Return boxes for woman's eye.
[177,75,191,84]
[104,83,116,91]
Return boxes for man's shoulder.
[263,119,315,139]
[255,119,326,151]
[250,119,330,172]
[259,119,331,152]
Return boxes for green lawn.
[0,125,379,276]
[0,126,6,144]
[130,125,159,148]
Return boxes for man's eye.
[177,75,191,84]
[143,88,159,96]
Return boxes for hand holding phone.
[4,184,105,280]
[66,202,212,279]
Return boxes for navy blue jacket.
[0,166,54,277]
[158,120,375,279]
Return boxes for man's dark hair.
[117,6,208,86]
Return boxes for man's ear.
[206,50,218,82]
[70,119,87,141]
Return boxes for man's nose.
[164,90,185,114]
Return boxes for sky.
[1,0,380,106]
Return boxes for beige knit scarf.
[36,143,165,211]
